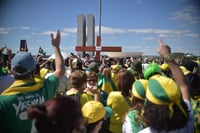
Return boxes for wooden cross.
[76,36,122,61]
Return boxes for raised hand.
[157,38,171,57]
[51,30,61,47]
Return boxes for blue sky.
[0,0,200,56]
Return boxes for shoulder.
[66,89,78,95]
[108,91,122,97]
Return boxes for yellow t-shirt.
[66,89,93,107]
[107,91,131,133]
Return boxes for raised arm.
[157,38,190,100]
[50,30,65,81]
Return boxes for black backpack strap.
[68,91,81,105]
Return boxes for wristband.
[164,54,174,62]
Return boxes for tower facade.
[77,14,86,57]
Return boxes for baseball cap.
[11,52,37,76]
[88,62,99,73]
[82,101,113,124]
[146,74,187,118]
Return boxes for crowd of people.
[0,30,200,133]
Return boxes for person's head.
[101,67,112,80]
[88,62,99,73]
[144,63,161,79]
[111,64,121,74]
[181,60,198,73]
[28,96,84,133]
[143,75,189,131]
[117,69,135,97]
[99,64,108,73]
[84,53,90,60]
[128,60,144,80]
[11,52,37,79]
[82,101,112,133]
[131,79,148,111]
[70,70,87,89]
[86,71,98,88]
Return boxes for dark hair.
[28,96,83,133]
[117,69,135,97]
[131,96,144,112]
[87,71,98,81]
[85,119,103,133]
[143,99,188,132]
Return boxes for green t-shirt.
[0,75,58,133]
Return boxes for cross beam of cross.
[75,36,122,61]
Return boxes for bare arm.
[157,38,190,100]
[50,30,65,81]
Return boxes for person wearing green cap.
[139,38,194,133]
[122,79,148,133]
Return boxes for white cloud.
[63,28,77,33]
[40,30,70,38]
[170,5,200,25]
[128,29,189,34]
[20,26,31,30]
[184,33,200,38]
[142,37,155,40]
[0,27,9,34]
[95,26,126,34]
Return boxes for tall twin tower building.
[77,14,95,57]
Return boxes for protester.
[107,69,135,133]
[111,64,121,90]
[180,60,200,132]
[82,101,113,133]
[87,61,113,105]
[138,38,194,133]
[66,70,98,106]
[28,96,84,133]
[128,60,144,80]
[84,71,100,101]
[44,60,68,96]
[102,67,118,91]
[0,29,65,133]
[122,79,148,133]
[0,47,15,93]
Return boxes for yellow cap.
[82,101,106,124]
[160,63,169,71]
[146,74,187,118]
[180,66,191,75]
